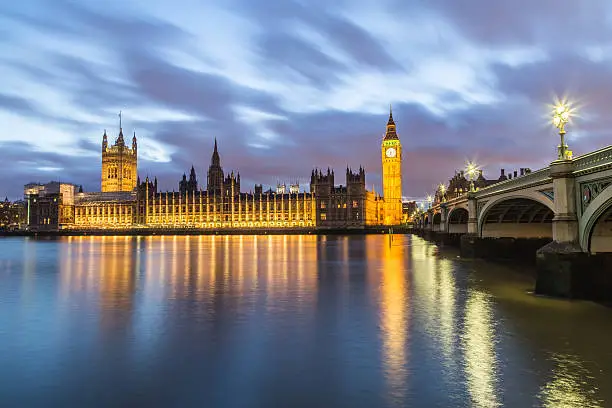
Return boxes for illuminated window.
[320,202,326,209]
[352,201,358,208]
[321,214,327,221]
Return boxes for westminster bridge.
[414,145,612,300]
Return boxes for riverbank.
[0,226,414,237]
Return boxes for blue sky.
[1,0,611,200]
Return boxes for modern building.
[24,182,79,230]
[402,201,417,224]
[0,197,26,230]
[25,112,404,231]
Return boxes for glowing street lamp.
[426,194,433,209]
[438,183,446,202]
[552,101,572,160]
[465,161,479,192]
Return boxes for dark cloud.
[241,0,404,72]
[257,32,347,88]
[420,0,612,48]
[0,93,38,116]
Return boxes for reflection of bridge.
[414,145,612,300]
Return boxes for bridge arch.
[447,207,468,234]
[478,195,554,238]
[580,184,612,253]
[423,214,430,228]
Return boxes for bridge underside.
[482,198,553,238]
[590,204,612,253]
[448,208,468,234]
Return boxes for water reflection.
[539,352,604,408]
[0,235,611,407]
[379,235,409,405]
[436,258,456,368]
[462,290,500,407]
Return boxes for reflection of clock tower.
[381,106,402,225]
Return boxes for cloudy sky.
[1,0,611,200]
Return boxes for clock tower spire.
[381,105,402,225]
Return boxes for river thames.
[0,234,610,407]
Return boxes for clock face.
[385,147,397,158]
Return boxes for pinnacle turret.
[384,105,399,141]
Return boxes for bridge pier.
[460,235,551,264]
[536,244,612,300]
[535,160,586,298]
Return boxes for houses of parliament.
[24,110,404,231]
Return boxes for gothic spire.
[116,111,125,146]
[387,104,395,126]
[211,138,220,166]
[102,129,108,151]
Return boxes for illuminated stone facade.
[25,114,405,231]
[311,167,383,228]
[381,108,403,225]
[101,127,137,193]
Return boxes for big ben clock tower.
[381,106,402,225]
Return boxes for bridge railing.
[430,145,612,210]
[573,145,612,172]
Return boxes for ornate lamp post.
[426,194,433,209]
[438,183,446,202]
[552,102,572,160]
[465,161,478,192]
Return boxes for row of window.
[106,167,132,179]
[147,214,313,221]
[146,204,312,213]
[320,201,360,209]
[76,207,133,216]
[320,213,360,221]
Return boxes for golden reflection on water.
[539,352,604,408]
[60,236,322,328]
[463,290,500,408]
[436,258,456,366]
[47,235,612,406]
[379,235,409,403]
[62,236,138,331]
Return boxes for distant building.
[442,168,513,201]
[24,112,406,231]
[310,167,383,228]
[402,201,417,224]
[24,182,79,230]
[0,197,26,230]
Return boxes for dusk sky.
[1,0,611,200]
